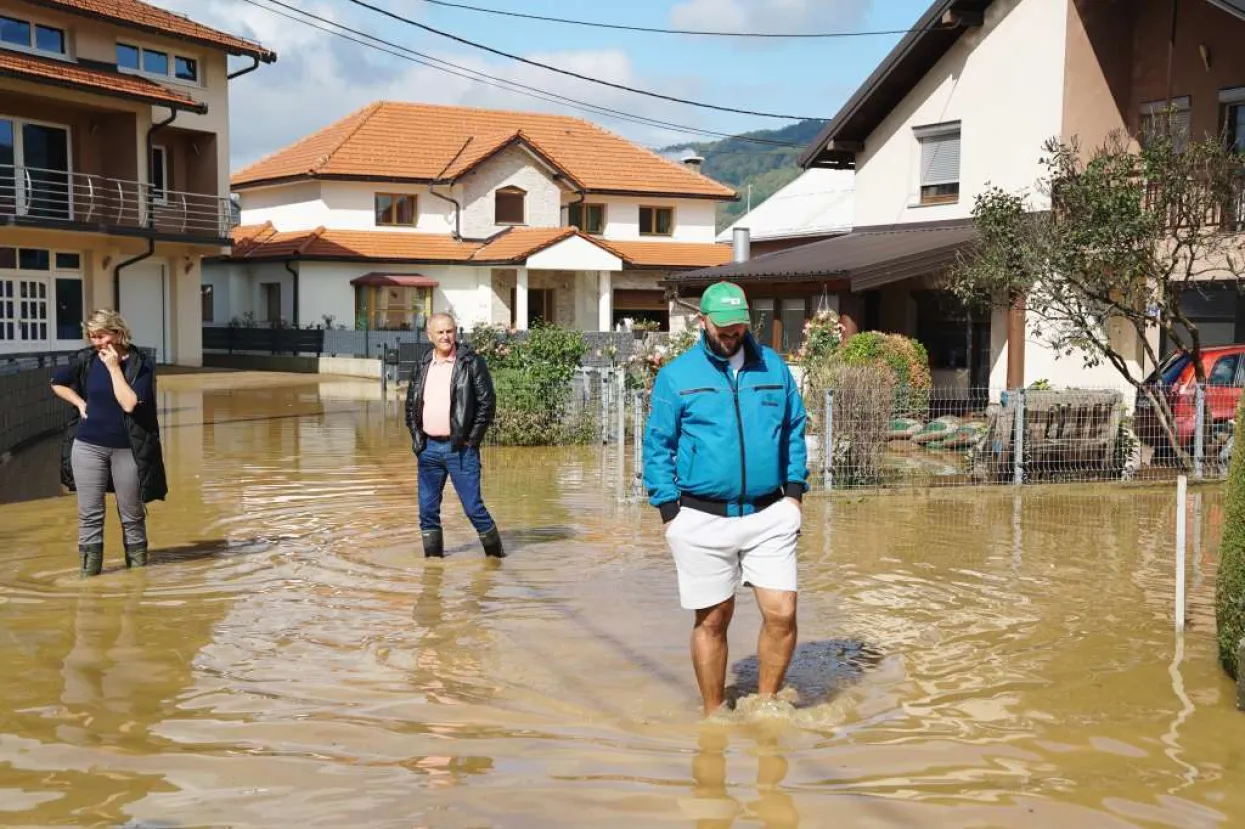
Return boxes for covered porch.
[669,219,1021,394]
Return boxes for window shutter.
[921,131,960,187]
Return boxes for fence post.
[616,371,626,450]
[823,388,834,491]
[632,390,645,499]
[1176,473,1188,632]
[1013,388,1026,486]
[1193,382,1206,481]
[599,369,607,444]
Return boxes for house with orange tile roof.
[0,0,274,364]
[206,101,736,333]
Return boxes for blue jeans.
[417,439,495,533]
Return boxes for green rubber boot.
[79,543,103,578]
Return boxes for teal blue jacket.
[643,332,808,519]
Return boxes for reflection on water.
[1,372,1244,827]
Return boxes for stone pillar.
[598,270,613,332]
[1007,292,1026,389]
[477,270,494,327]
[515,267,529,331]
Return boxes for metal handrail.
[0,163,236,237]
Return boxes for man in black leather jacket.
[405,312,503,558]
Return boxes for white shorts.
[664,498,801,610]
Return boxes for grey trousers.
[70,439,146,549]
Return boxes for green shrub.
[477,323,592,446]
[1217,398,1245,679]
[837,332,932,417]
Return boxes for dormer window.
[495,186,526,225]
[0,15,65,56]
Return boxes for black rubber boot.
[79,543,103,578]
[125,543,148,568]
[421,529,444,558]
[479,526,505,559]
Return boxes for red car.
[1135,344,1245,451]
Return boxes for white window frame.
[0,13,68,60]
[1,114,75,221]
[116,39,202,87]
[0,246,82,348]
[913,121,961,207]
[150,144,168,205]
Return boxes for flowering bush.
[468,321,516,364]
[627,323,700,389]
[795,309,845,364]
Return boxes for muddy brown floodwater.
[1,371,1244,828]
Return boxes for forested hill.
[660,119,826,231]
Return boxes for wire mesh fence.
[612,380,1236,502]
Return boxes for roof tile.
[38,0,274,59]
[0,50,204,110]
[228,225,733,270]
[232,101,735,199]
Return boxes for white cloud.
[146,0,727,170]
[669,0,872,35]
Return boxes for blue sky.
[151,0,933,168]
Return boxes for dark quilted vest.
[58,347,169,503]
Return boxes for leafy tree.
[948,124,1245,467]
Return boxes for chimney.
[682,153,704,172]
[732,227,750,263]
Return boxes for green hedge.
[1217,399,1245,679]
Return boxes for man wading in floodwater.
[405,312,504,559]
[643,282,808,717]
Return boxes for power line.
[412,0,922,39]
[341,0,827,121]
[243,0,810,149]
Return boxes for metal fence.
[204,327,664,367]
[611,381,1236,501]
[0,351,78,458]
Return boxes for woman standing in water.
[50,310,167,577]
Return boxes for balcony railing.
[0,164,234,240]
[1140,169,1245,233]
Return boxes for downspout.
[115,107,177,309]
[227,54,263,80]
[428,181,461,240]
[284,258,300,329]
[429,136,474,241]
[113,237,155,311]
[567,188,586,229]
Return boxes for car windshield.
[1147,352,1190,386]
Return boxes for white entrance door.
[120,262,170,363]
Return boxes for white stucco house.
[203,101,736,334]
[677,0,1245,397]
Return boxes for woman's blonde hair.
[83,309,133,349]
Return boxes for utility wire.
[411,0,921,39]
[342,0,827,121]
[244,0,811,149]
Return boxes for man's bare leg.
[692,597,735,716]
[753,588,797,699]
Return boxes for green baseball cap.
[699,281,751,327]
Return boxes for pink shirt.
[421,351,456,438]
